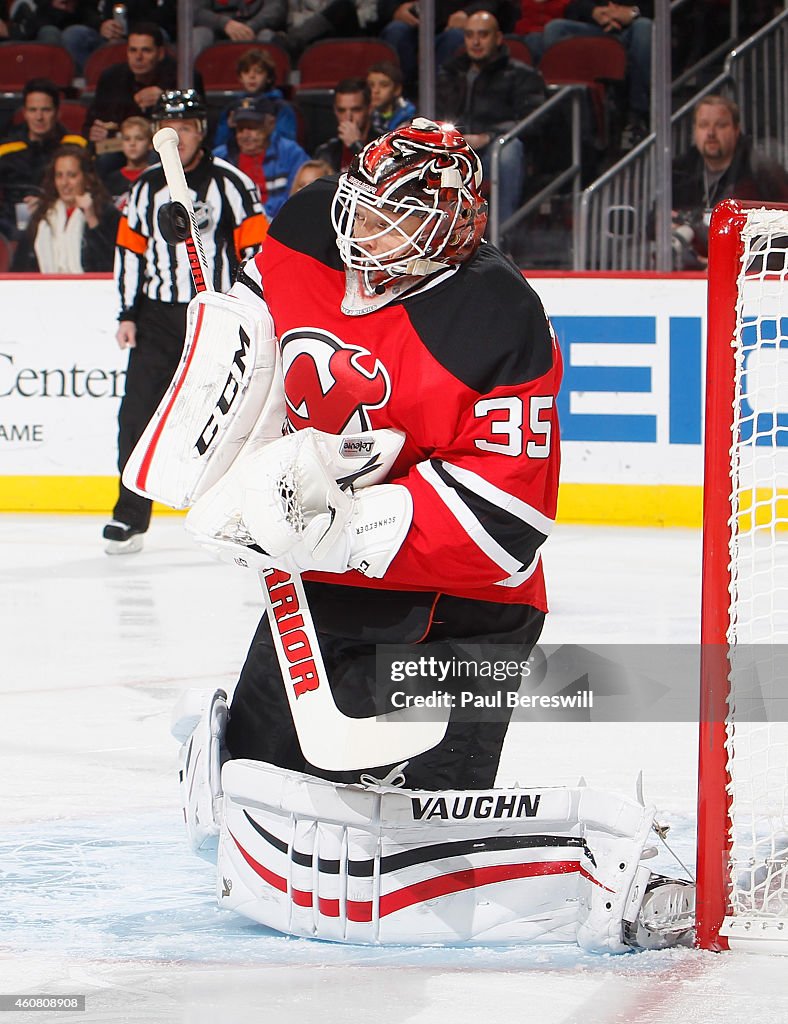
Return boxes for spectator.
[213,96,309,218]
[671,94,788,268]
[102,115,154,207]
[114,0,177,38]
[83,22,202,168]
[3,0,103,71]
[0,78,88,239]
[436,10,545,225]
[212,48,297,149]
[313,78,373,172]
[367,61,415,137]
[0,0,49,40]
[379,0,517,94]
[289,157,332,192]
[513,0,568,63]
[541,2,653,149]
[10,144,120,272]
[55,0,178,77]
[274,0,378,61]
[193,0,285,54]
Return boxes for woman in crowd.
[11,144,120,273]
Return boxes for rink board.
[0,272,783,524]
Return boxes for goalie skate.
[172,688,228,858]
[623,874,695,951]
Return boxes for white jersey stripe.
[438,461,554,536]
[493,552,542,588]
[417,461,523,577]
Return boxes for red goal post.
[697,199,788,953]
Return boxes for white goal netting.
[724,208,788,948]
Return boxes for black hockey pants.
[226,582,545,790]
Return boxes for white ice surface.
[2,515,787,1024]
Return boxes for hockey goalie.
[135,119,695,951]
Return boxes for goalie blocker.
[175,696,695,952]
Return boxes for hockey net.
[697,199,788,953]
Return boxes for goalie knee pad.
[172,688,229,859]
[213,760,686,950]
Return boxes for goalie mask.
[331,118,488,316]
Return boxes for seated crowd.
[0,2,786,273]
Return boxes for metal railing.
[725,13,788,166]
[488,85,583,248]
[574,8,788,270]
[670,0,739,95]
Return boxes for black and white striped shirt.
[115,150,268,315]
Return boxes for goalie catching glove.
[186,427,413,578]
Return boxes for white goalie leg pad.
[185,426,408,574]
[215,759,662,948]
[122,291,284,510]
[573,786,656,952]
[171,688,229,859]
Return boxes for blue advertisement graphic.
[554,315,702,445]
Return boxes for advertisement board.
[0,274,710,522]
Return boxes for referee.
[104,89,269,553]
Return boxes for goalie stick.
[151,127,449,771]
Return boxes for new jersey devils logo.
[280,328,391,433]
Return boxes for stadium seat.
[0,233,15,273]
[539,36,627,148]
[296,38,399,91]
[83,42,129,92]
[0,43,76,92]
[56,100,89,135]
[504,36,534,66]
[13,99,88,136]
[195,42,292,94]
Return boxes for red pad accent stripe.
[231,832,314,906]
[347,900,373,923]
[135,301,205,492]
[231,831,287,894]
[379,860,608,918]
[230,835,614,925]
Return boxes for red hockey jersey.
[237,178,562,610]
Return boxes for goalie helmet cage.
[697,198,788,953]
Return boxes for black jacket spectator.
[98,0,177,40]
[436,44,545,136]
[0,124,87,195]
[673,135,788,213]
[16,0,102,35]
[194,0,286,37]
[377,0,517,33]
[669,134,788,268]
[84,54,182,135]
[0,123,87,236]
[564,0,654,18]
